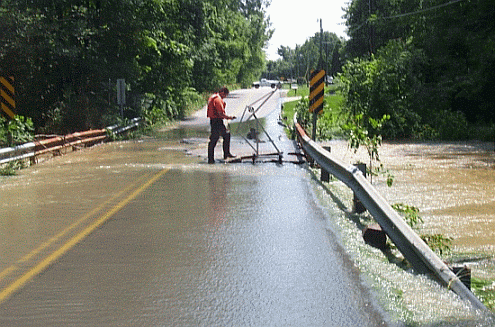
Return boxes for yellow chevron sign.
[309,70,325,113]
[0,76,15,119]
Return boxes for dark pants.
[208,118,231,163]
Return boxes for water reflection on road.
[0,153,388,326]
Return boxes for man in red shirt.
[207,87,236,163]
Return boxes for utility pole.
[318,19,324,70]
[312,19,325,141]
[369,0,375,55]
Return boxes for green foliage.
[342,0,495,137]
[372,163,395,187]
[340,39,425,139]
[392,203,423,228]
[142,95,170,128]
[342,113,390,184]
[291,86,345,141]
[430,110,469,141]
[191,0,270,92]
[0,116,6,146]
[342,113,389,162]
[0,160,27,176]
[0,0,271,134]
[266,32,344,83]
[293,97,333,141]
[419,233,453,256]
[180,87,206,118]
[0,116,34,147]
[294,97,312,129]
[471,277,495,311]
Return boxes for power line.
[348,21,369,34]
[348,0,466,34]
[381,0,466,19]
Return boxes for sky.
[263,0,349,61]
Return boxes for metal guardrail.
[106,117,141,135]
[0,142,36,165]
[293,117,491,313]
[0,118,141,165]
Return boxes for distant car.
[252,78,281,89]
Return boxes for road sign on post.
[309,70,325,114]
[309,70,325,140]
[0,76,15,119]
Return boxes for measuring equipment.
[234,87,283,163]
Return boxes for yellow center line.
[19,172,153,264]
[0,168,169,304]
[0,172,153,283]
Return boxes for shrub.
[0,115,34,147]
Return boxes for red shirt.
[207,93,228,119]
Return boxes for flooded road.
[0,163,387,326]
[0,88,388,326]
[0,87,493,325]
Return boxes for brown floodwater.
[325,139,495,278]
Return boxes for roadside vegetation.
[0,116,34,147]
[472,278,495,311]
[270,0,495,142]
[0,0,271,134]
[281,84,345,140]
[1,0,494,310]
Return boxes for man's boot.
[208,141,216,164]
[223,133,235,159]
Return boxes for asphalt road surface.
[0,87,389,326]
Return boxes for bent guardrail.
[293,117,490,313]
[0,118,141,165]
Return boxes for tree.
[266,31,343,82]
[0,0,273,132]
[341,0,495,139]
[340,39,425,139]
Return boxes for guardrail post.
[451,265,471,290]
[362,224,387,250]
[321,146,331,182]
[353,163,367,213]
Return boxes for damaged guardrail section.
[0,118,141,165]
[294,117,490,313]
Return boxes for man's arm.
[213,97,235,120]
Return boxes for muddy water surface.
[0,138,198,277]
[325,140,495,277]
